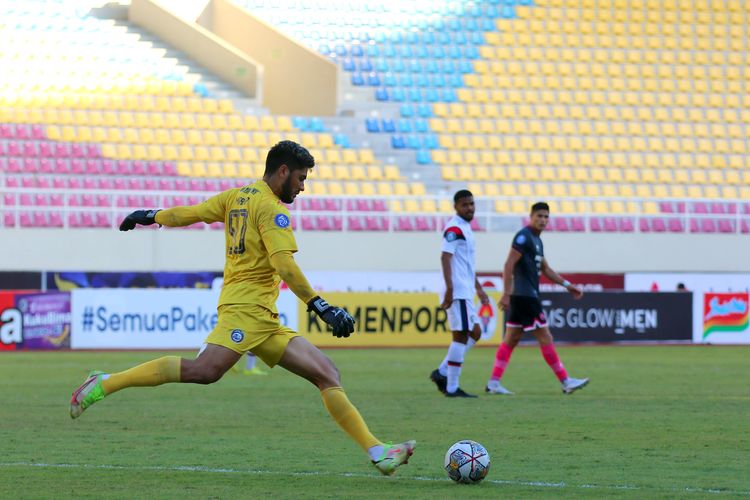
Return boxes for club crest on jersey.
[230,329,245,343]
[274,214,290,228]
[444,226,465,242]
[516,234,526,245]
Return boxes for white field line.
[1,462,748,496]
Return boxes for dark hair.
[454,189,473,203]
[531,201,550,213]
[264,140,315,176]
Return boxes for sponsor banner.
[539,292,693,343]
[478,273,624,293]
[71,289,298,349]
[625,273,750,343]
[48,271,222,291]
[72,289,221,349]
[15,292,71,349]
[1,291,70,350]
[296,292,502,347]
[702,292,750,344]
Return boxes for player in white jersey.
[430,190,490,398]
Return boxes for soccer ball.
[444,440,491,484]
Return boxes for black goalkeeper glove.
[119,210,161,231]
[307,296,355,338]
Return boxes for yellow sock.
[321,387,381,452]
[101,356,181,395]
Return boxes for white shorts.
[446,299,480,332]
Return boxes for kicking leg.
[70,344,240,418]
[277,336,415,475]
[532,328,589,394]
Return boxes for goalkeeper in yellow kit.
[69,141,415,475]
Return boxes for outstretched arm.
[119,190,235,231]
[541,258,583,298]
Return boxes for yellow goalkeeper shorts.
[204,303,298,367]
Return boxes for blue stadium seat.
[501,5,517,18]
[365,118,380,133]
[293,117,309,130]
[399,74,413,86]
[391,59,405,73]
[449,74,464,87]
[414,119,429,133]
[459,60,474,73]
[342,58,355,71]
[485,5,500,18]
[416,149,432,164]
[350,45,364,57]
[375,59,389,72]
[375,88,389,101]
[470,32,486,44]
[441,60,456,74]
[464,19,480,31]
[383,73,397,86]
[391,135,406,149]
[359,59,373,72]
[431,75,446,88]
[447,19,461,31]
[423,135,440,149]
[400,104,414,118]
[424,60,439,74]
[407,88,422,102]
[422,31,435,44]
[437,32,451,45]
[309,117,325,132]
[351,73,365,86]
[431,46,446,59]
[389,88,405,102]
[366,45,379,57]
[424,88,439,102]
[414,45,429,58]
[442,89,458,102]
[465,46,480,59]
[382,44,396,58]
[381,119,396,133]
[416,104,432,118]
[399,45,412,58]
[415,74,429,87]
[334,134,350,148]
[406,135,421,149]
[448,46,462,59]
[366,73,381,86]
[389,31,403,43]
[334,44,347,56]
[405,32,419,44]
[397,120,412,133]
[480,18,496,31]
[408,60,423,73]
[454,32,467,45]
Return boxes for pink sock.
[540,344,568,382]
[490,342,514,380]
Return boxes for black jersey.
[510,226,544,298]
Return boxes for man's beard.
[460,212,474,222]
[280,176,296,203]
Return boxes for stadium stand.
[1,0,749,233]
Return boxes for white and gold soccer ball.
[444,440,491,484]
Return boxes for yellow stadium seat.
[457,166,473,181]
[237,163,254,178]
[344,182,360,196]
[328,182,343,196]
[351,166,367,181]
[316,165,334,180]
[340,150,357,164]
[384,165,400,181]
[334,165,350,180]
[242,148,260,163]
[422,199,437,213]
[325,149,342,164]
[404,200,420,212]
[411,183,426,196]
[438,199,452,213]
[358,149,375,164]
[378,183,393,196]
[191,162,206,177]
[367,165,383,180]
[361,183,376,196]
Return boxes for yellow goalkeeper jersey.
[191,180,297,311]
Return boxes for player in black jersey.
[486,202,590,395]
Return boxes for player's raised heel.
[562,377,590,394]
[372,440,416,476]
[69,371,107,419]
[429,369,447,394]
[485,379,514,395]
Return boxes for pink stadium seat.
[552,218,570,232]
[101,160,116,175]
[14,125,30,139]
[39,159,53,173]
[619,218,635,232]
[709,203,726,215]
[39,142,53,157]
[209,222,224,230]
[365,215,389,231]
[96,195,110,207]
[68,194,81,207]
[53,159,69,173]
[639,219,651,232]
[48,213,63,227]
[81,194,95,207]
[332,216,343,230]
[143,195,157,206]
[113,178,126,190]
[701,219,717,233]
[70,143,84,158]
[188,179,204,191]
[324,199,341,211]
[37,177,50,189]
[70,159,85,174]
[304,198,324,211]
[570,217,585,232]
[3,193,16,206]
[53,143,70,158]
[174,179,188,191]
[205,179,220,192]
[34,194,48,206]
[127,178,143,190]
[159,178,175,191]
[659,202,674,213]
[84,159,99,175]
[85,144,101,158]
[78,212,94,227]
[718,220,735,233]
[82,178,97,190]
[593,218,607,232]
[52,177,66,189]
[22,141,37,157]
[742,220,750,234]
[415,216,436,231]
[116,160,131,175]
[21,177,34,188]
[168,195,186,206]
[132,161,146,176]
[219,180,234,191]
[6,158,21,173]
[726,203,738,215]
[22,158,39,173]
[187,196,202,205]
[144,179,158,191]
[741,204,750,215]
[34,212,49,227]
[68,177,82,189]
[3,212,16,227]
[651,219,676,233]
[19,212,33,227]
[470,218,482,231]
[316,215,333,231]
[372,199,388,211]
[301,215,315,230]
[95,213,110,228]
[0,124,11,138]
[7,141,20,156]
[98,177,114,190]
[31,125,45,140]
[347,216,365,230]
[692,202,708,214]
[664,218,681,232]
[396,216,415,231]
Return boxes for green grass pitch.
[1,345,749,499]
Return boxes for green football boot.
[372,440,416,476]
[69,371,107,419]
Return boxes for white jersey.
[441,214,476,301]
